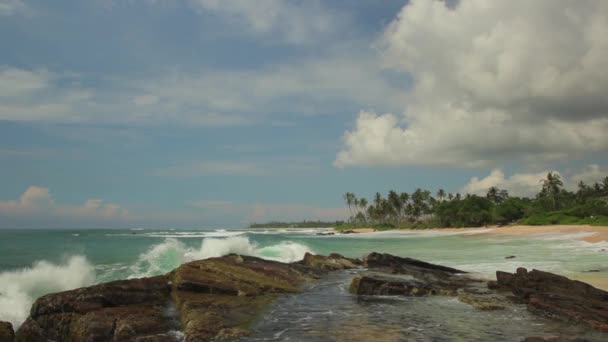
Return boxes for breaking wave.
[0,256,96,328]
[129,236,312,278]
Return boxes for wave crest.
[130,236,312,278]
[0,256,95,328]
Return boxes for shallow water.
[1,227,607,330]
[245,271,607,342]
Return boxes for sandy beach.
[345,225,608,243]
[478,224,608,243]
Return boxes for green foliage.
[340,171,608,229]
[436,195,492,227]
[493,197,527,224]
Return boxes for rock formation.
[491,267,608,332]
[7,253,608,341]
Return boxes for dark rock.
[0,321,14,342]
[505,255,516,259]
[170,254,315,341]
[365,252,466,274]
[457,288,510,310]
[16,255,318,342]
[583,269,600,273]
[522,337,589,342]
[16,276,174,341]
[297,252,361,271]
[351,254,480,297]
[495,267,608,332]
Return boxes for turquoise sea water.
[1,227,607,336]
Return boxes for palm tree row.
[343,172,608,228]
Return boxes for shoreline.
[337,225,608,243]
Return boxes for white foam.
[333,228,495,239]
[0,256,96,328]
[129,236,313,278]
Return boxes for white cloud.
[462,165,608,197]
[0,186,133,227]
[337,0,608,167]
[569,164,608,187]
[191,0,340,44]
[462,169,553,197]
[0,52,403,126]
[188,200,348,224]
[0,0,25,16]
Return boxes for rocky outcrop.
[0,321,14,342]
[15,253,346,342]
[297,252,361,271]
[351,253,481,296]
[170,254,317,341]
[457,288,510,311]
[493,267,608,332]
[16,276,175,341]
[13,252,608,341]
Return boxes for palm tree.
[486,186,499,203]
[343,192,355,220]
[540,172,563,210]
[437,189,446,202]
[388,190,402,226]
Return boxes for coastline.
[337,224,608,243]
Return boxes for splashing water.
[0,256,95,328]
[129,236,312,278]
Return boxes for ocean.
[1,227,607,339]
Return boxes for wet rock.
[365,252,466,274]
[522,337,589,342]
[505,255,516,259]
[457,288,510,310]
[495,267,608,332]
[351,272,441,296]
[583,269,600,273]
[16,255,319,342]
[0,321,14,342]
[15,276,174,341]
[171,255,315,341]
[297,252,361,271]
[351,254,480,297]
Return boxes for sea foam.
[129,236,313,278]
[0,256,95,328]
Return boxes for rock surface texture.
[0,321,14,342]
[9,253,608,341]
[14,254,359,342]
[492,267,608,332]
[351,252,482,296]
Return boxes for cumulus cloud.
[462,165,608,197]
[188,200,348,224]
[191,0,340,44]
[0,186,132,228]
[336,0,608,167]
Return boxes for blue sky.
[1,0,607,228]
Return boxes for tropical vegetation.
[340,172,608,230]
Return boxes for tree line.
[342,172,608,229]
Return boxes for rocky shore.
[1,252,607,341]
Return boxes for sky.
[1,0,607,228]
